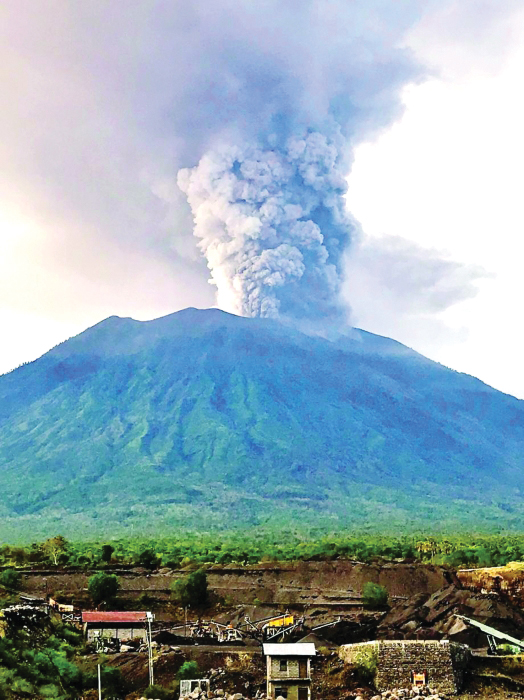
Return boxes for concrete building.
[340,639,470,695]
[82,611,151,642]
[263,643,316,700]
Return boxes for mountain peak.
[0,307,523,539]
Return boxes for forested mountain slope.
[1,308,523,539]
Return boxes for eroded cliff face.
[202,560,451,605]
[19,559,449,608]
[458,563,524,606]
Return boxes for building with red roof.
[82,611,152,643]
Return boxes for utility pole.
[98,663,102,700]
[146,611,154,687]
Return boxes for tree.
[77,555,92,568]
[171,569,208,607]
[0,568,21,590]
[136,549,161,571]
[10,548,28,566]
[41,536,68,566]
[101,545,115,563]
[362,582,389,608]
[88,572,119,606]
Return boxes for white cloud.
[345,5,524,397]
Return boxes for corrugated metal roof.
[82,611,148,624]
[263,643,316,656]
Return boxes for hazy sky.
[1,1,523,399]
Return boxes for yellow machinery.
[265,614,294,629]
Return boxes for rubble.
[177,693,271,700]
[377,585,524,647]
[370,688,445,700]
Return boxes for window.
[298,688,309,700]
[275,688,287,699]
[279,659,288,671]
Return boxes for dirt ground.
[18,559,450,610]
[11,559,524,698]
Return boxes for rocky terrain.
[458,562,524,606]
[6,557,524,698]
[377,585,524,648]
[18,559,523,650]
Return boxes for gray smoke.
[174,1,425,326]
[178,131,352,322]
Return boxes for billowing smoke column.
[174,1,425,328]
[178,130,350,323]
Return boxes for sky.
[0,1,523,399]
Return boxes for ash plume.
[178,130,352,323]
[175,1,425,327]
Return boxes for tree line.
[3,532,524,571]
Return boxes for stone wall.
[339,640,470,695]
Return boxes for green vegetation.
[352,644,378,684]
[171,570,208,607]
[0,607,124,699]
[136,548,162,570]
[6,531,524,571]
[145,683,174,699]
[497,644,521,656]
[362,582,389,608]
[0,570,21,590]
[41,537,68,566]
[176,660,200,680]
[100,544,114,563]
[0,308,523,540]
[87,572,119,606]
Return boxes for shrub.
[88,572,119,606]
[353,644,378,684]
[145,683,174,699]
[165,558,181,569]
[176,660,200,680]
[498,644,521,656]
[101,545,115,563]
[0,569,21,590]
[171,570,208,608]
[136,549,161,570]
[362,582,388,608]
[139,592,153,606]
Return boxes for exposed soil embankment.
[203,560,451,605]
[458,563,524,606]
[19,559,450,608]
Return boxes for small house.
[263,642,316,700]
[82,611,152,643]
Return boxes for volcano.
[1,308,523,539]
